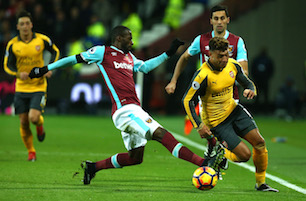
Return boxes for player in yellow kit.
[3,10,59,161]
[182,37,278,192]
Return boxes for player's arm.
[165,35,201,94]
[237,37,249,76]
[182,70,212,138]
[4,43,17,77]
[29,55,79,78]
[133,39,184,73]
[234,63,257,99]
[165,51,192,94]
[29,46,105,79]
[3,43,28,80]
[43,37,60,63]
[238,60,248,76]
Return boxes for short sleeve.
[80,46,105,64]
[187,35,201,56]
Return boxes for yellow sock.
[20,126,35,153]
[253,147,268,186]
[224,148,240,162]
[37,115,44,126]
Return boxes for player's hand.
[44,70,53,78]
[243,89,256,100]
[197,124,212,139]
[165,81,176,94]
[19,72,29,80]
[166,39,184,57]
[29,66,49,79]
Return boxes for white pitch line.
[172,132,306,195]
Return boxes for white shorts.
[112,104,162,151]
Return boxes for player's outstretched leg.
[152,127,205,166]
[81,160,96,185]
[81,147,144,185]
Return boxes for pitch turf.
[0,114,305,200]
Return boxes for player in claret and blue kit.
[29,25,226,185]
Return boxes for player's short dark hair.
[16,10,33,23]
[209,37,229,52]
[111,25,131,44]
[210,5,229,18]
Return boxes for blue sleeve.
[48,55,78,70]
[187,35,201,56]
[48,46,105,70]
[236,37,248,62]
[80,46,105,64]
[131,52,169,74]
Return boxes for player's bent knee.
[254,141,266,150]
[152,127,167,142]
[29,115,39,125]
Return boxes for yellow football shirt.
[183,58,256,129]
[4,33,59,93]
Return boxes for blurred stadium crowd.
[0,0,206,115]
[0,0,304,118]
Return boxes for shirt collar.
[110,46,125,54]
[18,32,36,42]
[207,59,223,71]
[211,30,229,39]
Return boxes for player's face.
[210,11,229,35]
[17,17,33,36]
[209,49,229,70]
[120,30,133,53]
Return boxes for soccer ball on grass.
[192,166,218,190]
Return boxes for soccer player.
[165,4,248,165]
[3,10,60,161]
[29,25,225,185]
[182,37,278,192]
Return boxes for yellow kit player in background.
[182,37,278,192]
[3,10,60,161]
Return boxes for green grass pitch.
[1,114,305,200]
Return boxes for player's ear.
[227,17,230,24]
[208,51,212,57]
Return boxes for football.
[192,166,218,190]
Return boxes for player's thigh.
[233,105,258,138]
[113,104,161,140]
[29,92,46,113]
[14,92,30,114]
[243,128,265,148]
[121,130,147,151]
[211,123,241,151]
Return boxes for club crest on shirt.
[125,55,132,63]
[229,71,234,78]
[146,118,152,123]
[35,45,41,51]
[228,45,234,57]
[111,52,117,56]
